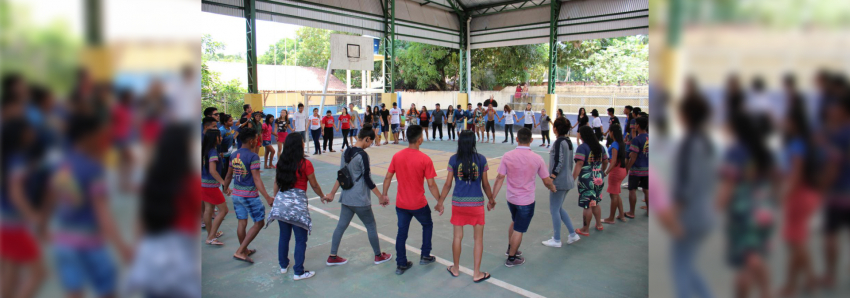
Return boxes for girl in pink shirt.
[262,114,276,169]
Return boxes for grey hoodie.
[549,137,575,190]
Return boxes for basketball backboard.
[330,34,375,71]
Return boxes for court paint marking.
[307,203,545,298]
[307,156,503,202]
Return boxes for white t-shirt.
[504,111,515,124]
[591,117,603,128]
[309,115,321,130]
[293,110,308,131]
[390,108,401,124]
[524,110,535,124]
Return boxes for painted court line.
[307,204,546,298]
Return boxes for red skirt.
[450,205,485,226]
[202,187,226,205]
[277,132,288,142]
[783,185,821,244]
[607,167,628,194]
[0,226,40,262]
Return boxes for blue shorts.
[507,201,535,233]
[391,124,399,133]
[350,128,358,136]
[54,244,117,296]
[382,124,389,133]
[262,140,271,146]
[232,195,266,222]
[374,124,381,132]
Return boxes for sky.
[201,12,301,57]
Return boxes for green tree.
[258,37,298,65]
[201,34,247,116]
[394,40,458,91]
[470,44,547,90]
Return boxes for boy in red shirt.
[321,110,337,153]
[382,125,444,275]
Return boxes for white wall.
[397,90,514,110]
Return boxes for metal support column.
[547,0,560,95]
[85,0,102,45]
[458,15,468,93]
[245,0,258,94]
[383,0,395,93]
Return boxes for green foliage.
[573,36,648,85]
[470,44,547,90]
[394,41,457,91]
[202,35,247,116]
[0,2,81,95]
[258,37,298,65]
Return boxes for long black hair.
[142,124,191,234]
[456,130,479,182]
[731,114,773,177]
[784,97,819,186]
[265,114,274,126]
[609,123,627,168]
[202,129,221,171]
[578,126,603,161]
[276,133,305,192]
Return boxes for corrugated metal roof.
[207,61,348,91]
[559,0,648,19]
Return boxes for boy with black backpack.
[321,124,392,266]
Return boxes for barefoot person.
[381,125,444,275]
[202,130,230,246]
[625,116,649,218]
[602,123,628,224]
[542,118,580,247]
[573,126,609,236]
[223,127,274,263]
[491,128,557,267]
[485,102,497,143]
[322,125,393,266]
[439,131,495,282]
[268,133,326,280]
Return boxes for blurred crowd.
[654,70,850,298]
[1,67,201,298]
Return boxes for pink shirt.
[497,146,549,206]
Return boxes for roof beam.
[419,0,454,11]
[470,0,550,17]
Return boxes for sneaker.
[547,145,550,148]
[566,233,581,244]
[502,140,508,143]
[419,255,436,265]
[395,261,413,275]
[541,238,562,248]
[374,252,392,265]
[293,271,315,281]
[326,255,348,266]
[505,247,523,257]
[505,256,526,267]
[280,265,289,274]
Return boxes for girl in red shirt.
[321,110,337,153]
[338,108,352,150]
[262,114,276,169]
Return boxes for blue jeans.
[550,190,576,241]
[310,129,321,153]
[53,244,117,296]
[278,220,308,275]
[395,205,433,266]
[672,232,713,298]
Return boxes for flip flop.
[233,255,254,264]
[624,213,635,219]
[215,231,224,238]
[596,225,604,231]
[247,249,257,256]
[447,266,459,277]
[473,272,491,283]
[617,217,628,222]
[601,219,615,224]
[576,229,590,236]
[206,238,224,246]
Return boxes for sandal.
[233,255,254,264]
[473,272,491,283]
[596,225,604,231]
[206,238,224,246]
[601,219,615,224]
[576,229,590,236]
[447,266,459,277]
[247,249,257,256]
[624,213,635,219]
[215,231,224,238]
[617,217,628,222]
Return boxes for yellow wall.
[457,93,469,109]
[244,93,265,155]
[262,93,343,107]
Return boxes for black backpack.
[337,149,364,190]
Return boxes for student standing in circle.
[517,103,536,132]
[348,103,360,146]
[219,114,236,177]
[590,109,604,141]
[419,106,431,141]
[474,103,485,142]
[605,107,620,147]
[500,105,517,144]
[322,110,337,153]
[308,108,322,155]
[446,105,456,141]
[372,106,383,146]
[465,103,475,131]
[602,123,628,224]
[339,108,352,150]
[293,103,308,156]
[485,102,497,143]
[536,108,553,148]
[454,105,465,140]
[542,118,580,248]
[262,114,277,169]
[626,116,649,217]
[432,104,445,141]
[390,102,402,144]
[380,104,391,145]
[573,126,608,236]
[407,103,419,126]
[438,131,495,282]
[321,126,393,267]
[573,107,588,146]
[202,130,230,246]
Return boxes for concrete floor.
[202,132,649,298]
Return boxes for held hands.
[547,183,557,193]
[321,193,334,204]
[223,187,232,196]
[264,194,274,206]
[434,202,444,216]
[380,195,390,207]
[487,200,497,211]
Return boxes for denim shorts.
[232,195,266,222]
[262,140,271,146]
[391,124,399,133]
[350,129,358,136]
[54,244,117,296]
[507,201,535,233]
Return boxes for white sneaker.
[566,233,581,244]
[541,237,562,248]
[294,271,315,281]
[280,266,288,274]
